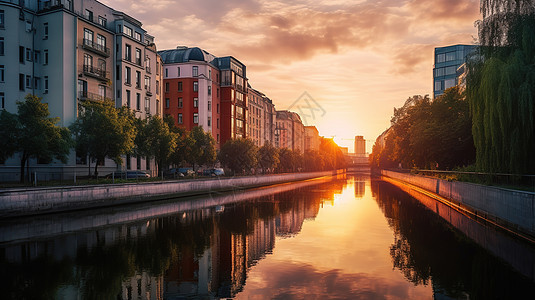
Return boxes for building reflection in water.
[0,178,346,299]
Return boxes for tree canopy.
[218,138,258,175]
[0,95,72,182]
[70,101,136,177]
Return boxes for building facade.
[247,85,265,147]
[216,56,247,145]
[304,126,320,152]
[354,135,366,157]
[159,47,221,147]
[433,44,476,98]
[275,110,304,153]
[0,0,163,180]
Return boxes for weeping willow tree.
[467,0,535,174]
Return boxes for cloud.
[390,44,435,74]
[406,0,479,23]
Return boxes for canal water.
[1,174,535,299]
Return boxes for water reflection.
[371,179,535,299]
[1,175,534,299]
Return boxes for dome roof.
[158,47,209,64]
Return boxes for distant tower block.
[355,136,366,157]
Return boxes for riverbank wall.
[0,170,342,218]
[381,170,535,242]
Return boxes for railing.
[78,91,111,102]
[145,85,152,96]
[82,64,109,81]
[82,39,110,57]
[410,169,535,192]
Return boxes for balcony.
[82,64,109,81]
[78,91,111,102]
[145,85,152,96]
[82,39,110,57]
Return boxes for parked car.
[211,168,225,176]
[105,171,151,179]
[164,168,194,178]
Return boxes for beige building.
[355,136,366,157]
[304,126,320,151]
[275,110,305,153]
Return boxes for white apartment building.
[0,0,163,181]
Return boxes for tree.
[258,142,279,173]
[218,138,258,175]
[467,0,535,173]
[136,116,177,175]
[70,100,136,177]
[0,95,73,182]
[304,150,324,171]
[188,126,216,171]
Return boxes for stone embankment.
[0,170,344,217]
[381,170,535,241]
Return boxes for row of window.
[436,51,459,64]
[434,78,456,92]
[165,97,220,112]
[165,66,213,79]
[124,44,143,65]
[164,81,203,93]
[7,44,49,65]
[124,89,151,111]
[123,66,157,91]
[434,66,457,77]
[17,73,48,93]
[84,9,107,28]
[175,113,218,128]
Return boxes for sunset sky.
[102,0,480,152]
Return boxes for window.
[178,97,182,108]
[0,10,4,29]
[178,113,183,124]
[98,59,105,71]
[446,52,456,61]
[217,103,219,113]
[136,93,141,110]
[434,80,442,91]
[25,48,32,61]
[207,117,211,127]
[178,81,182,92]
[44,50,48,65]
[156,62,160,75]
[34,51,40,63]
[135,71,141,88]
[144,76,150,91]
[177,67,180,77]
[156,100,160,115]
[85,9,93,21]
[136,156,141,170]
[209,69,211,79]
[134,32,141,41]
[165,68,168,77]
[145,57,151,73]
[192,66,198,77]
[84,28,93,43]
[43,23,48,39]
[165,98,169,108]
[435,68,444,77]
[445,66,456,75]
[97,34,106,50]
[98,85,106,100]
[208,86,211,95]
[0,65,3,82]
[19,74,24,91]
[135,48,141,65]
[126,155,131,170]
[125,66,131,84]
[444,78,456,90]
[436,53,445,63]
[34,77,40,90]
[125,44,131,61]
[126,90,131,107]
[44,76,48,93]
[208,100,211,111]
[83,53,92,67]
[156,80,159,95]
[19,46,24,63]
[193,113,198,124]
[193,81,198,92]
[0,92,4,109]
[78,80,87,95]
[98,16,107,27]
[193,97,198,108]
[145,97,150,112]
[146,156,150,170]
[217,118,219,129]
[0,37,3,55]
[165,82,169,92]
[124,26,132,37]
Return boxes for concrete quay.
[381,170,535,241]
[0,170,342,218]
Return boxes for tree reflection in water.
[371,179,535,299]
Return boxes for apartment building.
[216,56,247,144]
[433,44,476,98]
[159,47,221,147]
[0,0,162,180]
[275,110,305,153]
[247,85,264,147]
[304,126,320,152]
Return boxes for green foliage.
[218,138,258,174]
[258,142,279,172]
[135,116,177,174]
[0,95,73,182]
[303,150,325,171]
[188,126,217,170]
[467,2,535,173]
[70,101,136,177]
[371,89,475,170]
